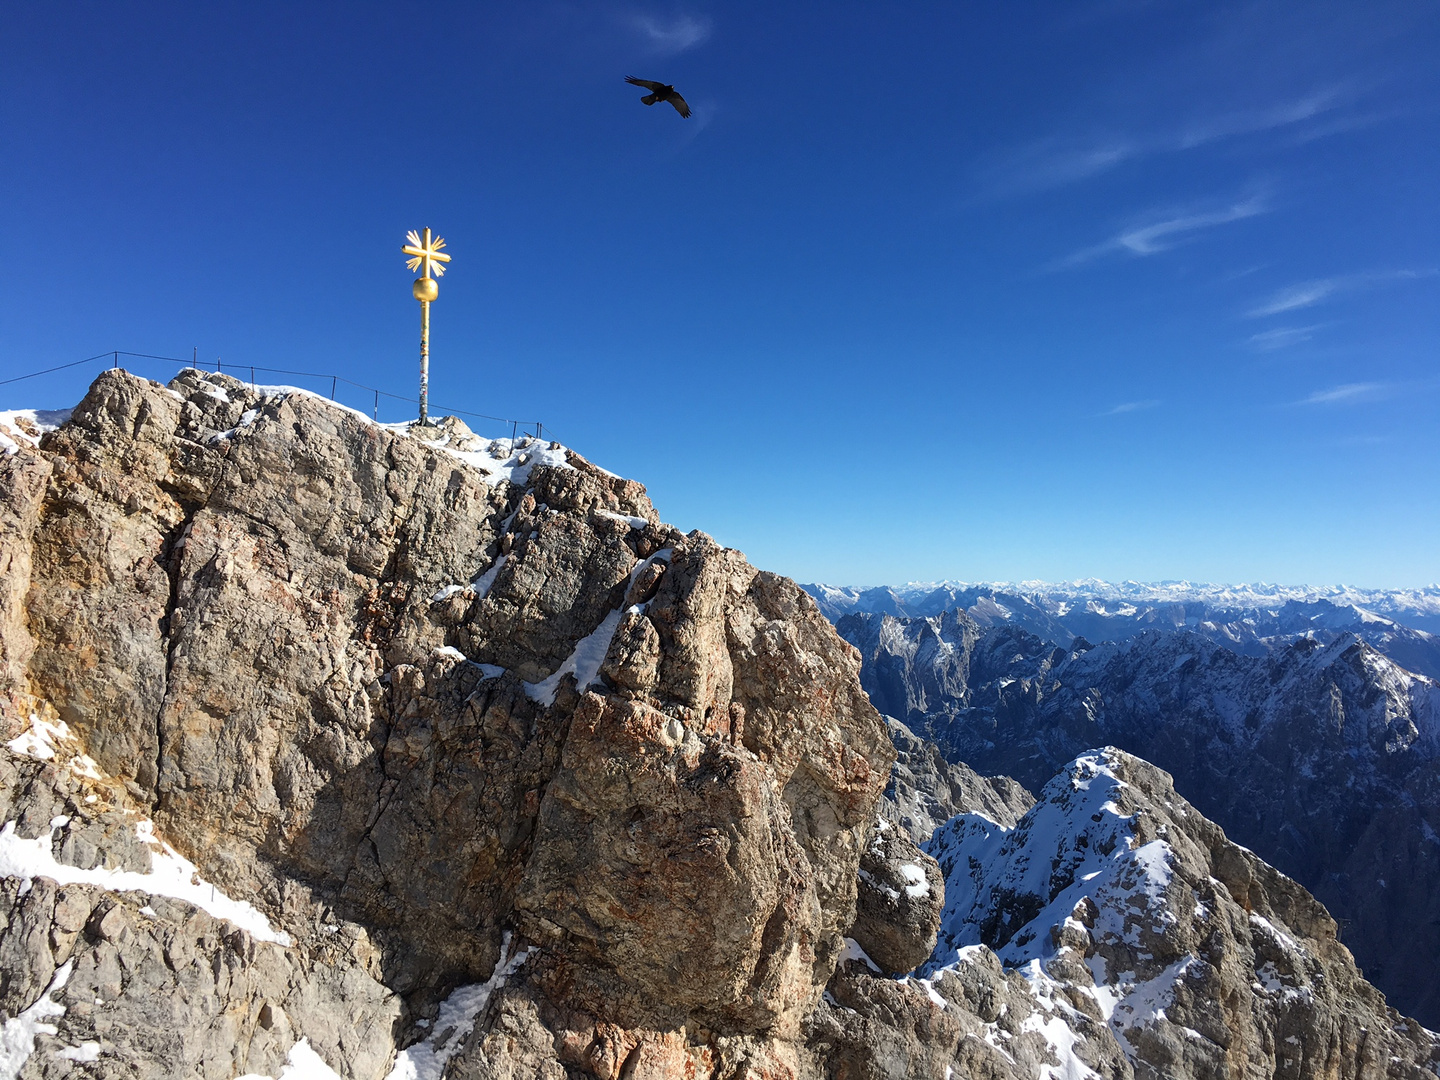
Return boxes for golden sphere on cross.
[413,277,439,302]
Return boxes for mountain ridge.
[838,602,1440,1029]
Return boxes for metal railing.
[1,350,553,443]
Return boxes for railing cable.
[1,351,550,438]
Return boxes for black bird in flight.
[625,76,691,118]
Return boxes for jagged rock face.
[514,693,821,1033]
[839,610,1060,723]
[809,748,1440,1080]
[841,610,1440,1030]
[0,369,893,1076]
[883,716,1034,843]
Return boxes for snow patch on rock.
[524,549,672,706]
[385,933,531,1080]
[232,1038,343,1080]
[0,961,73,1079]
[0,408,71,456]
[0,818,292,946]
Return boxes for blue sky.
[2,1,1437,588]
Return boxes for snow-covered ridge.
[925,751,1177,981]
[923,578,1439,607]
[812,576,1440,682]
[847,590,1440,1031]
[912,747,1440,1075]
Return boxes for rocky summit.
[0,369,1435,1079]
[0,368,893,1078]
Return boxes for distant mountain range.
[807,579,1440,622]
[824,578,1440,1029]
[804,579,1440,679]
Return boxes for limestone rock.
[849,818,942,976]
[0,736,400,1079]
[0,369,893,1077]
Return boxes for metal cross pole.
[401,227,451,425]
[418,295,431,422]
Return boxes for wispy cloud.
[1247,325,1322,351]
[628,12,711,54]
[1057,193,1267,268]
[1284,108,1397,147]
[1249,269,1436,317]
[1249,278,1345,317]
[1112,200,1267,256]
[1172,88,1346,150]
[983,139,1140,193]
[1101,399,1160,416]
[982,87,1354,197]
[1298,382,1390,405]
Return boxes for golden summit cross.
[402,228,452,425]
[403,228,451,280]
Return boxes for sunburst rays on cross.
[403,228,451,279]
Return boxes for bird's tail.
[641,94,659,105]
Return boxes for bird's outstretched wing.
[668,93,692,118]
[625,76,664,91]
